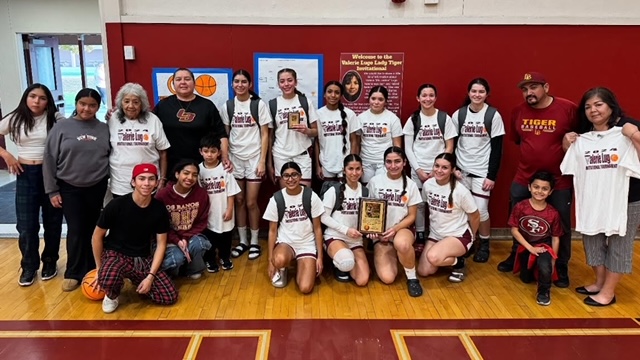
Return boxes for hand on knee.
[332,248,355,272]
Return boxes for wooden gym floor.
[0,238,639,359]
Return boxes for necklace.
[175,96,196,122]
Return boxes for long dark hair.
[577,87,623,134]
[411,84,438,137]
[233,69,260,100]
[324,81,349,154]
[462,78,491,107]
[335,154,363,212]
[368,86,389,101]
[1,83,57,142]
[71,88,101,117]
[383,146,407,198]
[434,152,458,206]
[277,68,305,97]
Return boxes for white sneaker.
[188,272,203,280]
[102,295,119,313]
[271,268,288,288]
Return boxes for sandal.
[231,243,249,258]
[248,244,262,260]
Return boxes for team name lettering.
[417,126,442,141]
[232,113,256,128]
[362,123,388,138]
[117,132,149,146]
[583,149,619,170]
[284,204,309,224]
[377,189,405,207]
[322,122,344,137]
[426,192,453,214]
[521,118,557,134]
[166,202,200,231]
[461,122,487,138]
[201,177,226,194]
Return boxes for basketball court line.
[458,333,483,360]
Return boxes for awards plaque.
[357,198,387,234]
[287,112,301,129]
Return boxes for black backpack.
[268,94,310,129]
[226,98,260,128]
[412,110,448,146]
[457,105,497,137]
[274,186,314,225]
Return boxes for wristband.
[148,273,157,279]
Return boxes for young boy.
[508,171,563,306]
[198,135,241,272]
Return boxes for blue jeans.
[161,234,211,276]
[16,164,64,272]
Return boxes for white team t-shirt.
[317,106,360,174]
[422,178,478,241]
[322,183,364,242]
[108,112,171,195]
[269,95,319,158]
[560,127,640,236]
[221,98,271,161]
[198,162,241,233]
[402,110,457,172]
[367,174,422,230]
[452,104,505,177]
[263,187,325,246]
[357,109,403,164]
[0,112,65,161]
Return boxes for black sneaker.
[206,262,220,273]
[449,257,466,283]
[407,279,423,297]
[18,269,36,287]
[473,238,490,263]
[334,268,351,283]
[220,259,234,271]
[41,260,58,281]
[497,252,515,272]
[536,291,551,306]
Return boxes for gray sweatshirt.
[43,117,110,196]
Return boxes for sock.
[404,267,417,280]
[237,227,248,245]
[479,235,490,241]
[250,229,259,245]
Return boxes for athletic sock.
[479,235,490,241]
[404,267,417,280]
[250,229,259,245]
[238,226,248,245]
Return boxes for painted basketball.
[195,74,217,97]
[82,269,105,301]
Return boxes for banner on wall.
[339,53,405,115]
[151,68,233,109]
[254,53,324,108]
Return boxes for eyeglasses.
[282,172,301,180]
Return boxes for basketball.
[82,269,105,301]
[195,74,217,97]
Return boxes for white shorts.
[230,152,262,181]
[324,237,364,251]
[274,151,312,180]
[276,240,317,259]
[322,167,341,179]
[460,175,491,199]
[362,161,386,183]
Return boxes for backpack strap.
[226,99,235,125]
[331,183,343,215]
[250,99,260,125]
[269,98,278,129]
[361,185,369,198]
[484,106,497,138]
[437,110,447,146]
[457,106,468,136]
[411,112,420,141]
[274,190,285,223]
[302,186,313,225]
[298,94,310,127]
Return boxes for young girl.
[357,86,403,183]
[263,162,324,294]
[315,81,360,186]
[451,78,505,263]
[418,153,480,283]
[0,84,65,286]
[266,68,320,189]
[321,154,369,286]
[220,69,271,260]
[403,84,457,247]
[367,147,423,297]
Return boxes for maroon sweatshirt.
[155,182,210,245]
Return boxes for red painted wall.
[106,23,640,227]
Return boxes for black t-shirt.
[97,193,171,257]
[153,94,227,172]
[616,117,640,203]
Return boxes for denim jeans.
[161,234,211,276]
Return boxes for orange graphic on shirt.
[143,134,150,141]
[611,154,619,163]
[220,180,226,188]
[382,127,388,134]
[401,195,408,203]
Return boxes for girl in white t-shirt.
[315,81,360,183]
[263,162,324,294]
[451,78,505,263]
[321,154,369,286]
[419,152,480,283]
[403,83,457,250]
[367,146,424,297]
[221,70,272,261]
[266,68,320,189]
[357,86,403,183]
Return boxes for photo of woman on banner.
[342,71,362,103]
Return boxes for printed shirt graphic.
[322,183,363,242]
[403,110,457,171]
[317,106,360,174]
[199,163,241,233]
[452,104,506,177]
[560,127,640,236]
[422,178,478,240]
[263,188,324,246]
[269,95,319,158]
[508,200,563,244]
[108,113,171,195]
[356,109,403,164]
[221,98,271,160]
[367,174,422,230]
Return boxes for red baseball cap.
[132,163,158,179]
[517,72,547,88]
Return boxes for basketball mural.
[152,68,232,109]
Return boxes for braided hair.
[383,146,407,198]
[324,81,349,154]
[336,154,363,211]
[434,152,458,206]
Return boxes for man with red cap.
[497,72,578,288]
[92,163,177,313]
